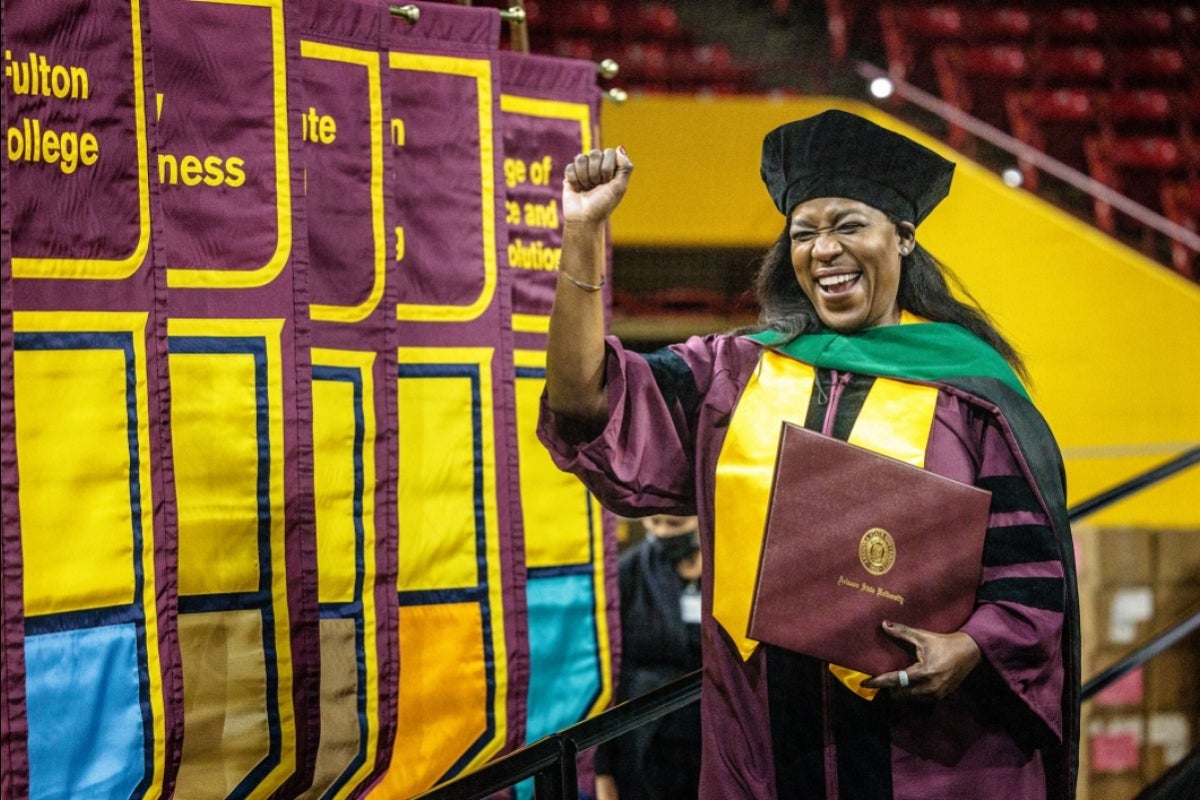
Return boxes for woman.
[539,109,1080,800]
[594,515,703,800]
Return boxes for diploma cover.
[748,421,992,675]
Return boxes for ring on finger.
[898,670,909,689]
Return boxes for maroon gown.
[539,331,1077,800]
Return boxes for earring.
[900,245,912,256]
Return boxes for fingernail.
[618,145,627,155]
[883,620,894,628]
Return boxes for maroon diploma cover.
[748,421,992,675]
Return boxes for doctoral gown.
[537,319,1080,800]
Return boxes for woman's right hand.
[562,147,634,225]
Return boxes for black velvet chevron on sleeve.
[642,348,700,421]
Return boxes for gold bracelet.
[559,270,606,292]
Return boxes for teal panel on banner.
[524,572,602,740]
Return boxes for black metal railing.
[415,446,1200,800]
[412,669,702,799]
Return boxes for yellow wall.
[601,95,1200,528]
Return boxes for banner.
[295,1,397,796]
[4,1,181,798]
[0,1,614,798]
[372,4,525,795]
[496,54,617,795]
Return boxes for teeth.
[818,274,857,288]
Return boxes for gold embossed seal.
[859,527,896,575]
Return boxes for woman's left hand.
[861,620,981,701]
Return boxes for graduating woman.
[538,109,1079,800]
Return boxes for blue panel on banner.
[26,625,146,799]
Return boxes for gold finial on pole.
[504,3,529,53]
[604,87,628,104]
[596,58,619,79]
[389,5,420,23]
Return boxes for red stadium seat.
[1035,45,1108,85]
[615,40,671,91]
[1085,134,1198,240]
[1005,87,1099,189]
[1100,88,1181,138]
[1111,46,1193,90]
[1101,7,1177,45]
[1176,6,1200,45]
[880,5,1033,89]
[551,37,598,63]
[932,44,1030,148]
[1040,7,1102,44]
[554,0,616,38]
[669,42,758,94]
[978,7,1034,40]
[879,4,965,85]
[619,2,689,43]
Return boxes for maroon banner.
[499,51,604,336]
[149,0,320,796]
[374,3,528,796]
[2,2,612,798]
[295,0,400,795]
[497,51,617,800]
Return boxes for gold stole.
[713,350,940,695]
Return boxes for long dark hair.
[740,220,1029,382]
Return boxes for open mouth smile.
[817,272,860,294]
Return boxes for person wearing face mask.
[538,110,1079,799]
[594,515,703,800]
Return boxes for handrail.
[411,669,703,800]
[1067,446,1200,522]
[1069,446,1200,698]
[854,60,1200,256]
[1134,743,1200,800]
[1082,602,1200,701]
[413,448,1199,800]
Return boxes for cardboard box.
[1088,647,1145,709]
[1155,530,1200,585]
[1153,581,1200,629]
[1144,645,1200,715]
[1084,773,1145,800]
[1086,712,1143,775]
[1092,585,1157,648]
[1145,711,1193,781]
[1073,526,1156,587]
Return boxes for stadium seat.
[1085,134,1198,242]
[554,0,617,39]
[1005,87,1099,189]
[1100,7,1178,46]
[879,4,965,84]
[1111,46,1193,91]
[614,40,672,91]
[1038,7,1103,45]
[618,2,689,43]
[880,4,1034,90]
[642,287,730,317]
[932,44,1030,147]
[1101,88,1182,138]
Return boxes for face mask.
[654,530,700,564]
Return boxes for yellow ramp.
[602,94,1200,528]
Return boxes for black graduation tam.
[760,109,955,225]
